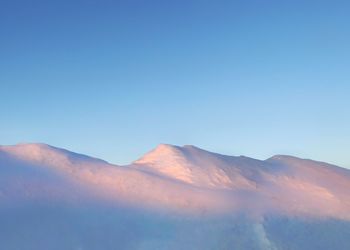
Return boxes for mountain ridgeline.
[1,143,350,250]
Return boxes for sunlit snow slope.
[1,143,350,250]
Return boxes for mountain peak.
[132,144,260,189]
[155,143,181,151]
[1,142,51,150]
[133,143,183,165]
[0,142,107,166]
[1,143,59,158]
[183,144,199,149]
[267,154,299,161]
[134,144,218,165]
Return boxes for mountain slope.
[133,144,262,189]
[132,144,350,219]
[1,143,350,250]
[0,143,233,213]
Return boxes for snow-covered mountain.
[1,143,350,250]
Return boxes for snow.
[1,143,350,249]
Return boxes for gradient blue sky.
[1,0,349,167]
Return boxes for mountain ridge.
[2,142,348,172]
[1,142,350,249]
[1,143,350,215]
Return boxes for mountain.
[1,143,350,250]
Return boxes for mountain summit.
[133,144,264,189]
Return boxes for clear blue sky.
[1,0,349,168]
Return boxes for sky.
[1,0,349,168]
